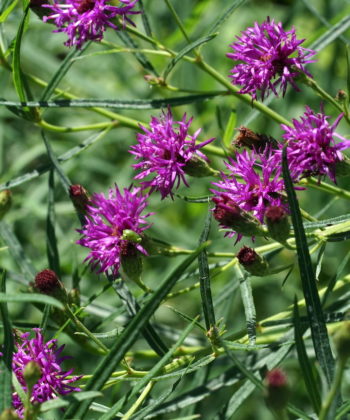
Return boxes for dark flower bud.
[23,361,42,393]
[264,368,289,411]
[0,190,12,220]
[69,184,90,215]
[183,154,219,178]
[237,246,269,276]
[213,195,265,237]
[234,126,278,152]
[334,321,350,361]
[34,269,67,302]
[336,89,347,102]
[0,409,20,420]
[265,206,290,243]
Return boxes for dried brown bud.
[234,126,277,151]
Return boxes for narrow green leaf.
[225,380,256,418]
[0,271,13,412]
[315,242,326,281]
[198,210,215,330]
[109,278,168,356]
[303,214,350,230]
[12,6,33,108]
[309,14,350,52]
[222,110,236,148]
[46,169,60,275]
[63,242,209,419]
[40,43,90,101]
[103,318,198,420]
[42,132,71,194]
[293,298,322,413]
[40,391,102,412]
[207,0,247,35]
[0,0,14,14]
[282,147,335,387]
[0,92,223,110]
[0,0,18,23]
[0,221,36,281]
[0,128,110,192]
[137,0,153,38]
[163,34,217,80]
[116,30,158,76]
[0,293,64,309]
[235,266,256,345]
[175,194,211,203]
[346,45,350,104]
[322,250,350,307]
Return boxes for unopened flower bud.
[237,246,269,276]
[0,190,12,220]
[183,154,218,178]
[34,269,67,302]
[0,409,20,420]
[213,195,265,237]
[234,126,278,152]
[336,89,347,102]
[120,243,150,292]
[144,75,165,86]
[264,368,289,411]
[265,206,290,242]
[334,321,350,361]
[69,184,90,215]
[23,361,42,393]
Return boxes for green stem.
[319,358,346,420]
[121,381,154,420]
[195,59,291,126]
[303,177,350,200]
[38,119,119,133]
[64,304,109,354]
[303,76,350,124]
[164,0,192,46]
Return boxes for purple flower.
[227,17,316,100]
[130,109,214,199]
[42,0,139,48]
[77,185,152,275]
[211,148,286,239]
[282,106,350,182]
[11,328,80,418]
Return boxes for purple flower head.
[42,0,139,48]
[211,147,286,240]
[77,185,152,275]
[130,109,214,199]
[227,17,316,100]
[282,106,350,182]
[11,328,80,418]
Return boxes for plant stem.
[38,119,119,133]
[303,177,350,200]
[319,358,346,420]
[121,381,154,420]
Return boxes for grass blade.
[293,297,322,413]
[0,271,13,412]
[163,34,217,80]
[0,293,64,309]
[198,210,216,330]
[235,266,256,345]
[282,147,335,387]
[222,109,236,148]
[46,169,60,275]
[63,242,208,419]
[309,14,350,52]
[207,0,247,35]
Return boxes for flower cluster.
[130,109,214,199]
[77,185,152,275]
[227,17,316,100]
[42,0,139,48]
[211,147,286,227]
[281,106,350,182]
[11,328,80,418]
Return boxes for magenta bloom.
[227,17,316,100]
[211,148,286,239]
[130,109,214,199]
[282,106,350,182]
[77,185,152,275]
[11,328,80,418]
[42,0,139,48]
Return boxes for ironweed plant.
[1,0,350,419]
